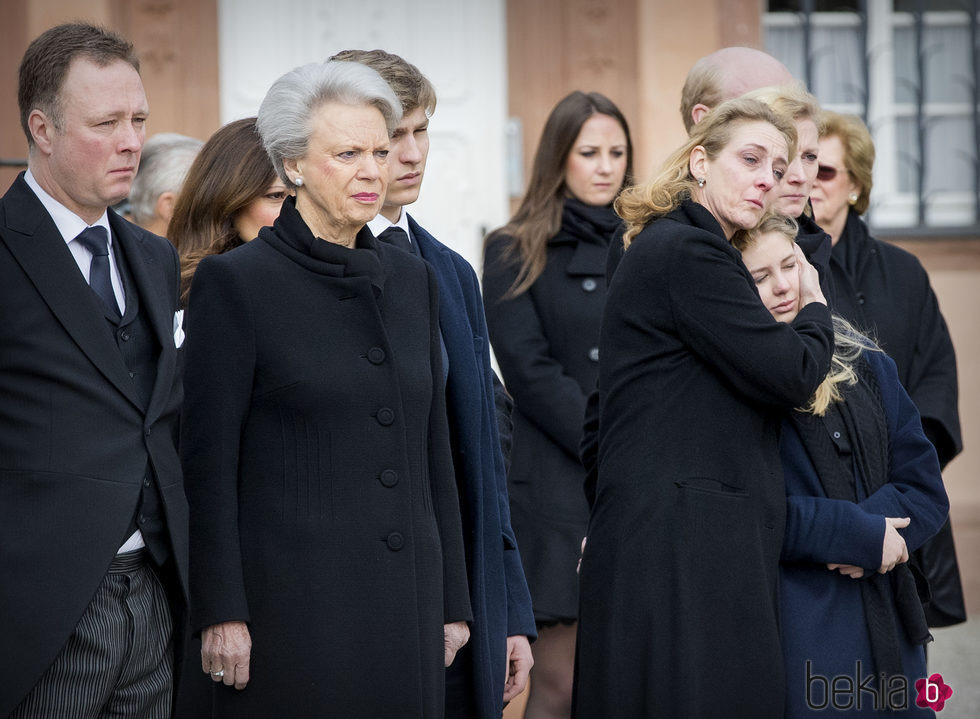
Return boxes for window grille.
[764,0,980,235]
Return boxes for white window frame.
[764,0,977,232]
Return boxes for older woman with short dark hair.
[180,59,471,717]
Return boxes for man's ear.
[28,109,56,156]
[691,104,711,127]
[156,191,177,224]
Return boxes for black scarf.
[788,356,931,686]
[830,209,872,284]
[558,198,622,247]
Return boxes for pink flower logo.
[915,673,953,712]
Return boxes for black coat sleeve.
[491,369,514,473]
[580,387,600,509]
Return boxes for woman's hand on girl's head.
[795,244,826,308]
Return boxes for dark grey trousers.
[10,550,174,719]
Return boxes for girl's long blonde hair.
[732,213,879,416]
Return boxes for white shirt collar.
[24,168,112,246]
[367,208,412,243]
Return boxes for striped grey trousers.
[10,550,174,718]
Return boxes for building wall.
[0,0,220,190]
[215,0,509,274]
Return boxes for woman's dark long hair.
[167,117,278,306]
[486,91,633,297]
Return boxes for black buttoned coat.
[482,200,615,620]
[181,199,470,718]
[573,201,834,718]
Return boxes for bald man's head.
[680,47,794,133]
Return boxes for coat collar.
[263,196,386,296]
[2,174,173,415]
[666,199,729,241]
[831,209,874,280]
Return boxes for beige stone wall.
[0,0,219,190]
[895,240,980,615]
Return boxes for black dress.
[482,199,619,622]
[181,197,471,718]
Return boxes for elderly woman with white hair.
[180,60,471,717]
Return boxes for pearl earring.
[848,192,858,204]
[697,177,705,188]
[294,177,304,187]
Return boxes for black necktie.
[378,226,414,254]
[74,226,120,317]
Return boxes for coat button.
[119,329,131,341]
[143,476,151,488]
[588,347,599,362]
[582,278,597,292]
[377,407,395,426]
[386,532,404,551]
[380,469,399,487]
[367,347,386,364]
[833,431,841,439]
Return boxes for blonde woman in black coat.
[482,91,633,719]
[180,60,470,718]
[573,97,834,718]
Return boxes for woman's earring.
[294,177,304,187]
[697,177,705,188]
[848,192,857,204]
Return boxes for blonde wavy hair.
[732,212,879,416]
[616,96,796,249]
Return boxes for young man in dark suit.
[0,23,188,718]
[330,49,536,719]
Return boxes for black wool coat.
[181,199,471,718]
[482,200,617,620]
[573,201,834,718]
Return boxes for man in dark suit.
[0,23,188,718]
[330,49,536,719]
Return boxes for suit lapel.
[2,178,144,411]
[109,212,176,423]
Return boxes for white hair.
[128,133,203,223]
[256,60,401,189]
